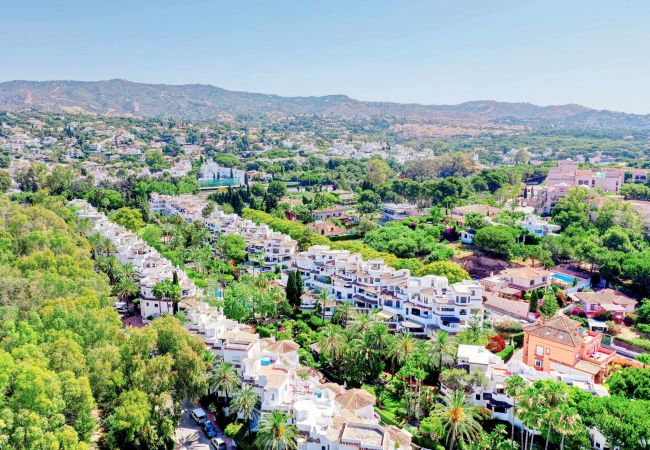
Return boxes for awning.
[489,399,512,409]
[441,316,461,324]
[401,320,424,329]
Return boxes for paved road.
[175,407,211,450]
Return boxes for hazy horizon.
[3,1,650,114]
[1,78,640,115]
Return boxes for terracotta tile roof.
[573,289,637,307]
[335,388,376,410]
[501,266,551,279]
[266,339,300,354]
[525,315,583,347]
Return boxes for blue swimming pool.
[552,273,577,283]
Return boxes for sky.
[3,0,650,113]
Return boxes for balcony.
[582,346,615,365]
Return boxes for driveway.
[175,407,211,450]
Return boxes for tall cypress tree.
[285,270,297,310]
[529,289,539,312]
[295,270,304,302]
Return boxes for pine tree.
[541,290,559,319]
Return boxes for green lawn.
[362,384,403,427]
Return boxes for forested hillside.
[0,196,209,449]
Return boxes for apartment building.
[295,245,484,335]
[150,194,486,334]
[70,199,199,321]
[532,161,626,214]
[150,194,297,269]
[186,302,412,450]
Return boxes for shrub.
[570,306,586,317]
[594,309,613,321]
[606,320,621,336]
[495,320,523,333]
[298,348,317,367]
[636,323,650,334]
[224,422,244,440]
[511,332,525,348]
[486,335,507,353]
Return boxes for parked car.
[190,407,207,424]
[211,437,227,450]
[114,301,128,313]
[202,421,218,439]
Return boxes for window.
[536,345,544,356]
[475,394,480,400]
[535,360,543,368]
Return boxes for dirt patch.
[453,254,511,278]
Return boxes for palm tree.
[255,410,299,450]
[428,330,455,373]
[208,361,240,406]
[366,323,391,353]
[431,390,482,450]
[540,381,568,450]
[332,301,355,326]
[113,278,140,302]
[318,324,345,364]
[254,275,270,292]
[517,388,545,450]
[115,262,137,282]
[350,311,373,334]
[552,405,581,450]
[230,384,261,434]
[505,375,526,449]
[390,333,416,368]
[318,289,329,324]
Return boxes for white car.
[190,407,207,424]
[114,301,128,313]
[211,437,227,450]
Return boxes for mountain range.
[1,79,649,129]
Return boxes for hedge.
[497,345,515,362]
[614,336,650,353]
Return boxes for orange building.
[523,316,615,383]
